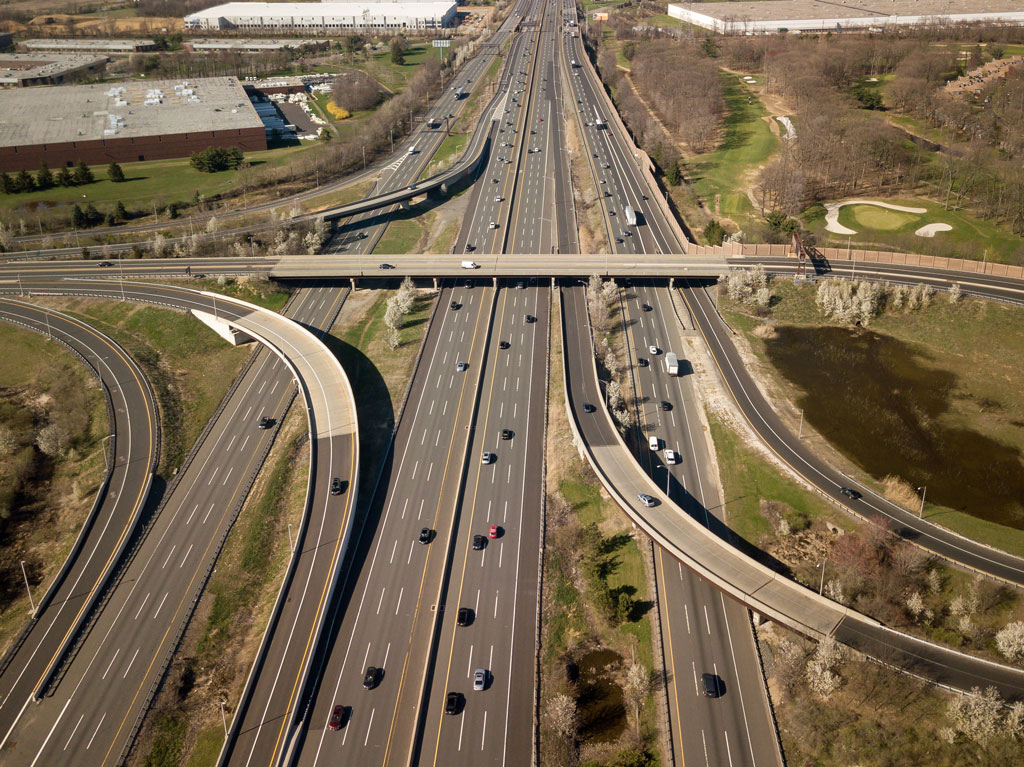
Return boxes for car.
[481,451,495,464]
[642,304,652,312]
[97,261,113,267]
[363,666,381,689]
[451,300,460,310]
[473,669,487,691]
[258,416,273,429]
[328,704,348,731]
[592,152,598,158]
[637,494,656,508]
[516,280,525,289]
[601,162,611,169]
[457,607,473,626]
[665,449,678,465]
[489,221,498,229]
[537,117,543,122]
[500,428,513,440]
[379,263,394,269]
[499,340,511,350]
[489,524,500,539]
[701,673,721,698]
[649,345,660,355]
[583,403,596,413]
[614,237,624,244]
[839,487,862,500]
[419,527,434,544]
[407,184,416,190]
[465,280,473,288]
[495,195,503,202]
[649,436,660,451]
[525,315,536,323]
[465,243,476,252]
[358,232,368,239]
[493,178,500,183]
[192,273,207,279]
[638,358,648,367]
[331,477,344,495]
[456,361,468,372]
[660,401,672,411]
[473,534,487,550]
[444,691,462,714]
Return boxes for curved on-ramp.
[559,283,1024,701]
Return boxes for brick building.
[0,76,267,173]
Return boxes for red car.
[537,117,543,122]
[328,704,347,730]
[489,524,500,539]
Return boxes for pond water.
[763,326,1024,529]
[575,648,625,743]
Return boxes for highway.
[0,299,158,740]
[0,281,357,767]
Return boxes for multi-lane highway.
[0,299,158,740]
[0,281,357,767]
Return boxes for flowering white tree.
[996,621,1024,663]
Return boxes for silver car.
[473,669,487,691]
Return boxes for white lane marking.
[207,466,219,485]
[407,541,415,565]
[179,543,193,568]
[63,713,85,751]
[376,587,386,615]
[240,434,250,451]
[467,645,474,678]
[684,604,691,634]
[161,545,176,569]
[101,648,121,680]
[412,460,419,479]
[86,711,106,750]
[418,499,425,520]
[363,708,376,747]
[704,604,712,635]
[427,462,434,482]
[382,642,392,670]
[395,587,404,615]
[152,592,168,620]
[389,540,398,564]
[122,647,140,678]
[186,504,199,525]
[493,591,499,618]
[202,502,215,524]
[720,593,758,766]
[481,710,488,750]
[134,593,150,620]
[401,498,409,520]
[30,698,70,765]
[458,711,466,751]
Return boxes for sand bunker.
[824,200,928,235]
[914,223,953,237]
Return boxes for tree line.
[0,161,122,195]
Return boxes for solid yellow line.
[428,287,509,767]
[380,284,493,767]
[2,300,159,696]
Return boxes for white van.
[648,436,659,451]
[408,145,417,154]
[461,260,480,269]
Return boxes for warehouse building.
[184,38,329,52]
[184,2,459,33]
[668,0,1024,35]
[0,76,266,172]
[21,39,159,54]
[0,53,108,88]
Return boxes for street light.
[21,560,35,613]
[917,486,926,517]
[817,560,827,596]
[220,700,228,736]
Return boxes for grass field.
[420,132,468,179]
[803,196,1024,264]
[689,74,778,230]
[372,218,424,254]
[721,281,1024,556]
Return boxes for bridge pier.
[350,278,357,292]
[432,277,438,290]
[400,199,411,211]
[493,277,498,287]
[669,277,675,289]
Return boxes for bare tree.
[0,424,16,457]
[36,423,71,458]
[623,662,652,741]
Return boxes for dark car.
[328,704,348,731]
[457,607,473,626]
[525,315,536,323]
[472,534,487,551]
[97,261,114,267]
[638,358,648,368]
[378,263,394,269]
[465,243,476,252]
[642,304,652,312]
[582,403,596,413]
[330,477,345,495]
[444,691,462,715]
[363,666,381,690]
[501,428,513,440]
[839,487,862,500]
[258,416,273,429]
[499,340,511,350]
[660,401,672,411]
[450,300,460,310]
[419,527,434,544]
[701,673,721,698]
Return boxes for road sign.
[432,39,451,47]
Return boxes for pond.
[763,325,1024,529]
[575,648,626,743]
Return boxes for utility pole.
[797,409,804,439]
[918,486,926,517]
[21,560,35,613]
[220,701,227,736]
[287,523,295,552]
[818,561,826,596]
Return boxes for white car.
[481,451,495,464]
[489,221,498,229]
[494,195,503,203]
[637,494,656,508]
[664,449,678,465]
[649,345,660,355]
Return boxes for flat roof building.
[185,37,329,52]
[21,39,159,54]
[0,52,108,88]
[668,1,1024,34]
[184,2,459,33]
[0,76,266,172]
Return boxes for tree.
[56,166,74,187]
[396,276,416,314]
[107,162,125,182]
[206,215,220,234]
[0,172,12,194]
[996,621,1024,663]
[545,693,578,741]
[946,686,1005,744]
[384,295,403,331]
[623,662,652,740]
[15,169,35,193]
[84,203,101,227]
[664,159,681,186]
[621,41,635,61]
[36,162,53,190]
[151,232,167,257]
[384,325,401,350]
[948,282,961,304]
[616,591,635,624]
[703,219,726,246]
[72,161,94,185]
[115,201,128,222]
[72,204,86,230]
[190,146,244,173]
[37,423,72,457]
[390,35,408,65]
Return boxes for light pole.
[797,408,804,439]
[44,311,52,340]
[101,433,113,471]
[287,523,295,552]
[220,700,228,736]
[21,560,35,613]
[817,560,827,596]
[917,486,926,517]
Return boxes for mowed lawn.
[689,74,779,227]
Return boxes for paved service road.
[0,281,357,767]
[0,299,158,741]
